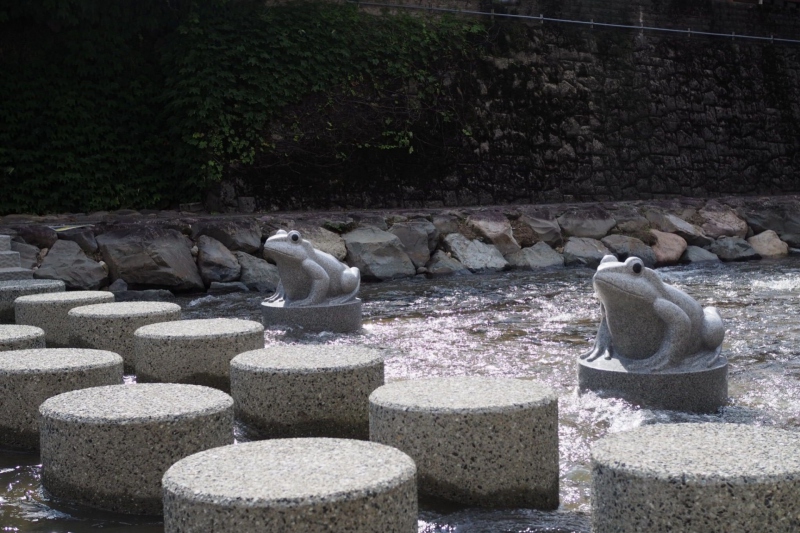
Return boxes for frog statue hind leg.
[622,297,693,372]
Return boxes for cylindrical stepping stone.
[231,345,383,439]
[15,290,114,347]
[40,383,234,515]
[0,279,65,323]
[591,423,800,533]
[0,324,45,351]
[0,348,123,450]
[370,376,559,509]
[69,302,182,373]
[134,318,264,392]
[163,438,417,533]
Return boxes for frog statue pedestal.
[261,230,362,333]
[578,255,727,413]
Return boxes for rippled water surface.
[2,258,800,532]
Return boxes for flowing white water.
[1,258,799,532]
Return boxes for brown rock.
[650,230,687,266]
[746,230,788,258]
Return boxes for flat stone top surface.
[232,345,383,372]
[15,290,113,304]
[370,376,556,414]
[0,279,65,291]
[0,324,44,341]
[68,301,181,318]
[0,348,122,374]
[135,318,263,339]
[163,438,415,506]
[592,423,800,482]
[40,383,233,423]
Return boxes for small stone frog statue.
[581,255,724,372]
[263,230,360,307]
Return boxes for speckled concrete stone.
[0,348,123,450]
[134,318,264,392]
[261,299,362,333]
[370,376,559,509]
[231,345,383,439]
[0,279,65,323]
[0,324,45,351]
[69,302,182,373]
[592,423,800,532]
[40,383,234,515]
[163,438,417,533]
[15,290,114,347]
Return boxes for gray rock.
[97,227,204,292]
[506,242,564,269]
[34,240,108,290]
[233,251,279,293]
[557,207,616,239]
[563,237,612,268]
[747,230,788,258]
[112,289,175,303]
[343,227,416,281]
[196,235,241,286]
[14,225,58,249]
[191,219,262,254]
[351,213,388,231]
[108,278,128,292]
[442,233,508,271]
[298,226,347,261]
[10,241,39,269]
[425,250,471,277]
[466,211,521,256]
[699,203,748,239]
[645,209,712,246]
[407,219,439,252]
[681,246,720,263]
[739,200,800,247]
[389,222,431,269]
[208,281,250,294]
[601,235,657,268]
[431,214,460,237]
[609,205,650,236]
[516,214,562,246]
[58,227,98,254]
[708,236,761,261]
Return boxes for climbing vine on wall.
[0,0,485,214]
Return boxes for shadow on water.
[2,258,800,532]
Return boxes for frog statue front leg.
[581,304,613,362]
[623,297,693,372]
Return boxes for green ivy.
[0,0,484,214]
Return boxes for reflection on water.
[2,258,799,532]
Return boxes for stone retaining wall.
[0,195,796,293]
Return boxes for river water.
[2,258,799,532]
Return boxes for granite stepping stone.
[134,318,264,392]
[40,383,234,515]
[15,290,114,346]
[591,423,800,532]
[0,324,45,351]
[163,438,417,532]
[0,348,123,450]
[369,376,559,509]
[231,345,384,439]
[0,279,65,323]
[68,301,182,373]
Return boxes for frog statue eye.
[288,231,301,243]
[632,261,643,274]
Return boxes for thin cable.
[348,0,800,45]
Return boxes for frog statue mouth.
[593,276,654,303]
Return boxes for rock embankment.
[0,195,797,295]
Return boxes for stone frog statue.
[263,229,360,307]
[581,255,725,372]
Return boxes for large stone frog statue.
[581,255,724,372]
[263,230,360,307]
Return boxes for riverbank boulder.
[426,251,471,277]
[650,229,687,265]
[343,227,416,281]
[601,235,657,268]
[196,236,241,286]
[747,230,788,258]
[389,222,432,268]
[506,242,564,269]
[467,211,521,256]
[516,213,562,247]
[191,219,262,254]
[14,225,58,249]
[645,210,712,246]
[699,203,748,239]
[234,252,279,293]
[97,227,204,292]
[443,234,508,271]
[11,241,38,270]
[298,226,347,261]
[557,207,616,240]
[709,236,761,261]
[681,246,720,263]
[563,237,611,268]
[58,227,99,254]
[34,240,108,290]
